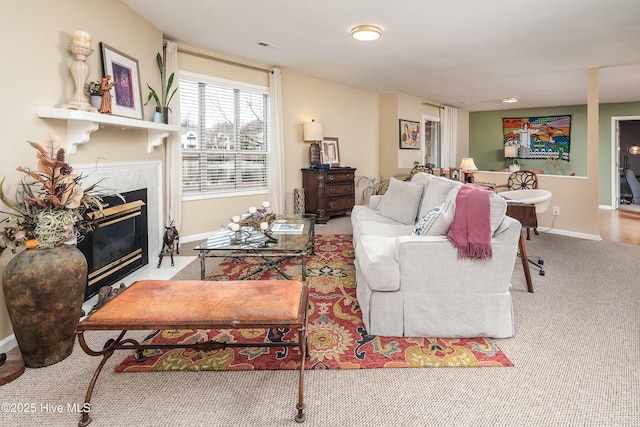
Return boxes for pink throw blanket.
[447,184,493,260]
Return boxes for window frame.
[179,70,270,201]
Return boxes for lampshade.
[303,120,323,142]
[350,25,382,41]
[459,157,478,171]
[504,145,518,158]
[628,145,640,155]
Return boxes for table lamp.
[303,120,323,168]
[459,157,478,183]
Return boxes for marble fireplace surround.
[75,161,163,264]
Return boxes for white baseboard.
[179,232,215,244]
[543,228,601,241]
[0,334,17,354]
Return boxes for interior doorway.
[611,116,640,210]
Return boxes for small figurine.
[99,75,116,114]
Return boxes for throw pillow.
[417,177,460,219]
[413,201,453,236]
[379,177,424,225]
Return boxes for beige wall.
[280,70,379,213]
[378,93,471,179]
[176,63,381,237]
[474,172,597,236]
[0,0,166,344]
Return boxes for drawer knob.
[328,175,335,181]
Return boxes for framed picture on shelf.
[100,43,144,120]
[449,167,462,182]
[321,137,341,167]
[399,119,420,149]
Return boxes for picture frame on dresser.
[100,43,144,120]
[449,167,462,182]
[321,137,340,167]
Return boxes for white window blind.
[179,73,269,197]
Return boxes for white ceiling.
[122,0,640,112]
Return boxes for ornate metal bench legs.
[76,326,309,425]
[76,330,128,426]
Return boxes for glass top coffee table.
[194,214,315,280]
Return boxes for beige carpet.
[2,215,639,426]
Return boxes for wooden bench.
[76,279,309,426]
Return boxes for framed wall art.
[503,115,571,160]
[100,43,144,120]
[321,137,341,167]
[399,119,420,149]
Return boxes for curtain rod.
[168,42,271,73]
[421,101,446,109]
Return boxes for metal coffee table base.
[200,250,307,281]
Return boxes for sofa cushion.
[358,220,414,239]
[410,172,436,188]
[378,177,424,225]
[417,177,460,220]
[488,192,508,234]
[413,201,454,236]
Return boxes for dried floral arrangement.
[0,134,115,251]
[238,202,275,229]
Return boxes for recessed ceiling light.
[350,25,382,41]
[502,97,519,103]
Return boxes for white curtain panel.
[441,106,458,169]
[164,41,183,230]
[268,68,286,215]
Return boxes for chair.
[625,168,640,204]
[496,171,540,238]
[502,189,552,282]
[496,170,539,191]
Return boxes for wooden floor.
[599,207,640,246]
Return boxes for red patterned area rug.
[115,234,512,372]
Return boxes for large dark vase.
[2,245,87,368]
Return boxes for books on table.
[271,223,305,234]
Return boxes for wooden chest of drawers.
[301,168,356,224]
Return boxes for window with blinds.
[179,72,269,198]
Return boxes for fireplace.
[78,188,149,300]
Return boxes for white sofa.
[351,173,521,338]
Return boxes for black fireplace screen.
[78,188,148,300]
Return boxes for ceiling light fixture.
[502,97,519,103]
[350,25,382,41]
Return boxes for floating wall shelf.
[36,108,181,154]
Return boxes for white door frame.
[611,115,640,208]
[421,114,440,168]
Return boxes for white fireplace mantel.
[37,108,181,155]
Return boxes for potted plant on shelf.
[505,157,521,172]
[0,134,114,368]
[87,80,102,110]
[145,52,178,124]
